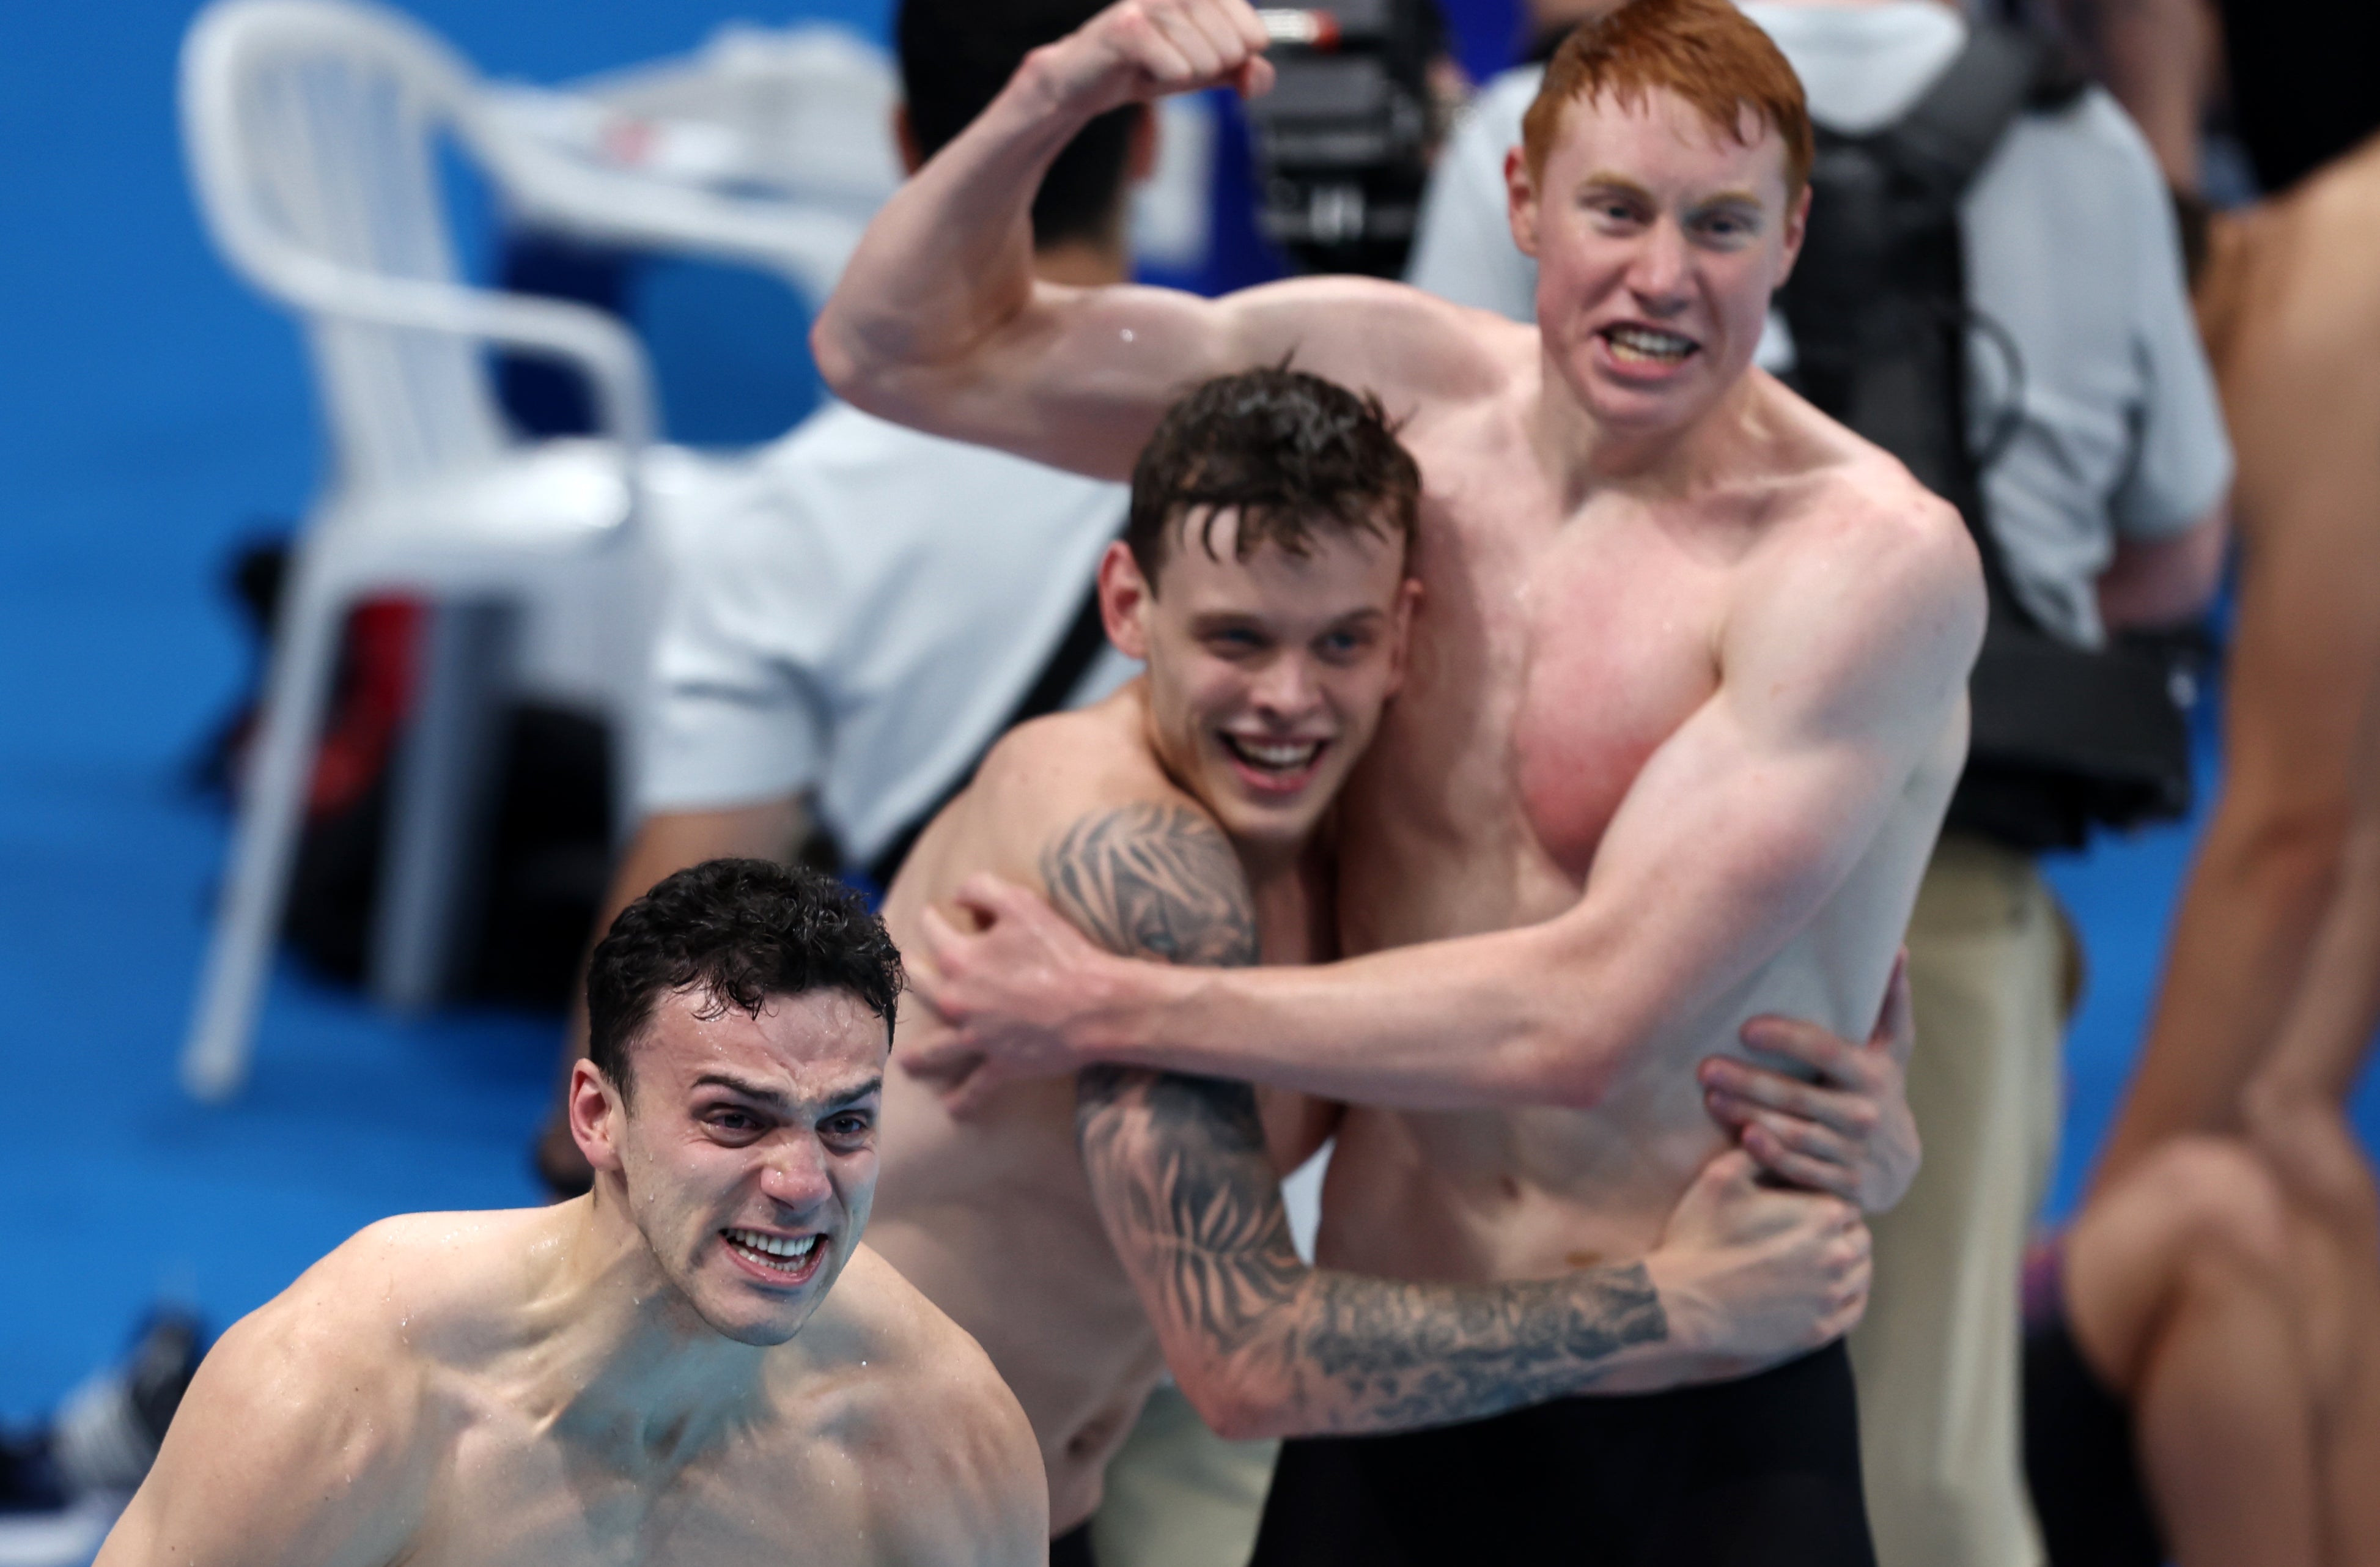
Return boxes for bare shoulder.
[1712,378,1986,736]
[1753,377,1984,627]
[94,1215,481,1567]
[968,692,1186,830]
[1223,273,1532,411]
[795,1247,1047,1566]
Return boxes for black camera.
[1244,0,1448,278]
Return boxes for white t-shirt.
[638,400,1136,866]
[1404,4,2233,648]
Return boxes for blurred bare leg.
[2093,138,2380,1191]
[2066,1137,2320,1567]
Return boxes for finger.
[940,1059,1007,1121]
[1235,53,1276,97]
[952,871,1036,920]
[1176,0,1252,67]
[900,1039,982,1085]
[1738,1123,1858,1202]
[1692,1144,1761,1192]
[1217,0,1272,52]
[1733,1105,1859,1170]
[1144,3,1229,81]
[1874,951,1915,1066]
[1117,7,1202,86]
[1700,1062,1876,1138]
[1733,1016,1859,1082]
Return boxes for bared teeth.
[1225,736,1322,772]
[726,1227,818,1263]
[1605,325,1696,362]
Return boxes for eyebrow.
[691,1072,883,1112]
[1578,172,1766,210]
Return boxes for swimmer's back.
[95,1207,1045,1567]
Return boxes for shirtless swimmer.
[95,862,1044,1567]
[866,366,1886,1554]
[814,0,1982,1560]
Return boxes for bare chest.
[413,1401,887,1567]
[1350,457,1734,927]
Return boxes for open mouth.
[722,1226,825,1286]
[1599,324,1700,368]
[1219,733,1329,795]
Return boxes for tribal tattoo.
[1044,803,1668,1435]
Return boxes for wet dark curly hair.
[1127,364,1421,588]
[586,859,904,1102]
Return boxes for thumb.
[1694,1146,1760,1196]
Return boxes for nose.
[1626,216,1690,314]
[1251,652,1322,721]
[756,1131,834,1215]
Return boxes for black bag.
[1774,24,2204,854]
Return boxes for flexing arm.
[810,0,1477,478]
[913,503,1981,1117]
[1048,804,1870,1437]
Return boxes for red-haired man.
[816,0,1981,1558]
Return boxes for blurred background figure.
[526,0,1155,1200]
[1401,4,2227,1565]
[0,1314,206,1564]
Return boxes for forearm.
[1078,1068,1674,1439]
[1084,921,1627,1110]
[1178,1261,1676,1439]
[812,53,1086,411]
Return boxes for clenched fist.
[1025,0,1277,119]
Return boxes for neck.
[525,1190,772,1451]
[1530,347,1758,503]
[1031,232,1132,288]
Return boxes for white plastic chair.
[175,0,859,1100]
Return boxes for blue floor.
[5,0,2371,1434]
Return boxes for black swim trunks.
[2021,1235,2164,1567]
[1248,1340,1874,1567]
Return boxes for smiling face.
[1508,84,1808,438]
[1103,512,1417,857]
[570,984,887,1347]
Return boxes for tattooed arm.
[1048,803,1873,1438]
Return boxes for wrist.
[1011,39,1120,127]
[1074,948,1185,1066]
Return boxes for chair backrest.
[183,0,518,495]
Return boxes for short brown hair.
[1126,366,1420,587]
[586,859,904,1104]
[1522,0,1813,199]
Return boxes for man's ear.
[569,1058,627,1174]
[1384,577,1424,697]
[891,103,923,177]
[1097,540,1155,660]
[1506,146,1542,259]
[1775,180,1813,286]
[1124,102,1159,185]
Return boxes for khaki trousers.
[1091,1384,1278,1567]
[1851,831,2073,1567]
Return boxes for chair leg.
[369,597,513,1012]
[180,581,347,1101]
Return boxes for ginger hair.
[1521,0,1813,199]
